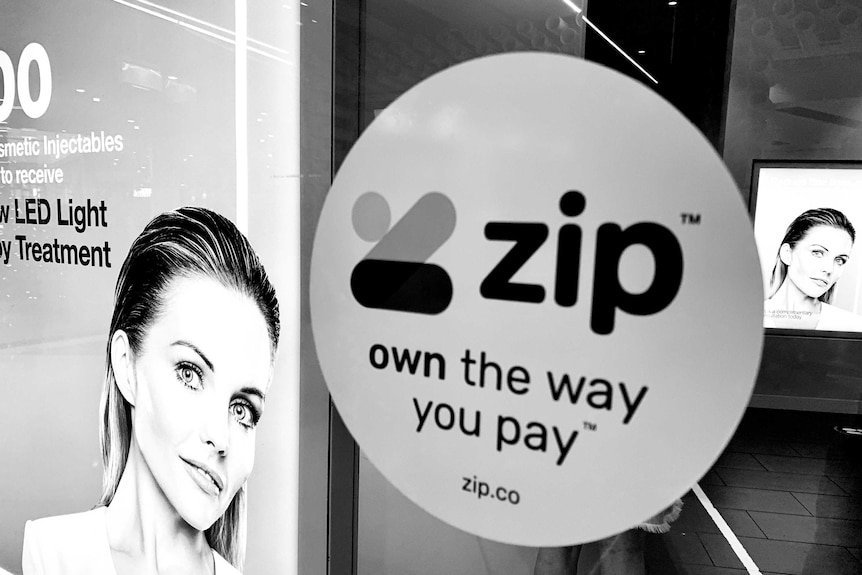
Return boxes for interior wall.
[724,0,862,194]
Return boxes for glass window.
[329,2,733,574]
[0,3,300,573]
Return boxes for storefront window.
[0,3,300,573]
[332,2,733,574]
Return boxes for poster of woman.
[752,162,862,332]
[22,208,281,575]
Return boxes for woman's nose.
[201,401,230,455]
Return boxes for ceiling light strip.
[138,0,235,36]
[247,38,290,57]
[581,15,658,85]
[109,0,179,24]
[177,21,236,46]
[561,0,659,85]
[248,46,291,65]
[108,0,288,64]
[138,0,290,55]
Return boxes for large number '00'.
[0,43,52,122]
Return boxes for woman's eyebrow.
[171,340,214,371]
[240,387,266,402]
[811,243,851,258]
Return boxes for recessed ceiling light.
[638,50,646,54]
[75,88,86,93]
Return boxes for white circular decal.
[311,53,763,546]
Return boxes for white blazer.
[22,507,240,574]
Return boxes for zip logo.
[481,191,684,335]
[350,190,684,333]
[350,191,456,315]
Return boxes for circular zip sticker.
[311,53,763,546]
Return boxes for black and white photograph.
[5,1,862,575]
[21,208,280,574]
[753,162,862,333]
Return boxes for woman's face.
[781,224,853,299]
[129,275,272,531]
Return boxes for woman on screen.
[765,207,862,331]
[22,207,280,575]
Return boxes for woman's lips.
[811,277,828,288]
[181,457,224,497]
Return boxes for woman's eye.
[837,257,848,266]
[175,363,203,390]
[812,249,824,257]
[231,400,258,429]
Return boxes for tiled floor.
[643,408,862,575]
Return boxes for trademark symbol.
[681,213,701,225]
[583,421,598,431]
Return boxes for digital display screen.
[752,161,862,334]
